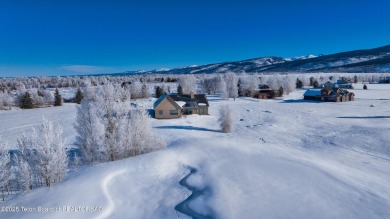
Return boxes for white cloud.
[60,65,111,73]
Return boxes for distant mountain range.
[111,45,390,76]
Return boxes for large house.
[153,92,209,119]
[304,87,355,102]
[320,79,353,90]
[335,78,354,89]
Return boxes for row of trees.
[18,88,63,109]
[0,87,64,110]
[199,73,238,99]
[2,72,389,110]
[1,73,389,94]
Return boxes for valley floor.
[1,83,390,219]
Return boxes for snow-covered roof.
[153,93,168,109]
[304,89,321,97]
[153,93,182,109]
[175,101,187,107]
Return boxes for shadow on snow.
[337,116,390,119]
[155,126,220,133]
[280,99,324,104]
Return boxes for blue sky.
[1,0,389,77]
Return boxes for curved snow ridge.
[175,166,216,219]
[95,169,127,219]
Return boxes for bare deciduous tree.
[219,105,233,133]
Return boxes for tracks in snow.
[175,166,215,219]
[96,169,127,219]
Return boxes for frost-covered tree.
[219,105,233,133]
[178,75,196,94]
[225,72,238,100]
[127,109,165,156]
[0,137,10,201]
[140,83,150,98]
[16,131,36,188]
[75,82,164,163]
[161,83,168,94]
[41,89,54,106]
[34,118,68,187]
[0,91,13,110]
[31,90,45,107]
[129,80,142,99]
[13,156,32,192]
[17,119,68,187]
[239,75,259,97]
[282,75,295,95]
[74,98,105,163]
[267,75,282,91]
[94,83,130,161]
[219,77,228,99]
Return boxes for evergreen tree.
[20,92,34,109]
[74,88,84,104]
[54,88,63,106]
[237,78,243,97]
[155,86,163,98]
[296,78,303,88]
[309,76,315,86]
[177,84,183,95]
[363,84,368,90]
[278,86,284,97]
[313,80,319,88]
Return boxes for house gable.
[154,93,181,110]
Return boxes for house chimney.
[190,92,195,99]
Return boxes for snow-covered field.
[1,83,390,218]
[0,104,77,148]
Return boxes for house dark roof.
[170,93,209,107]
[259,84,270,89]
[184,101,198,108]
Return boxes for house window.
[170,110,178,115]
[183,109,192,115]
[159,110,163,115]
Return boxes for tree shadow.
[280,99,324,104]
[337,116,390,119]
[154,125,221,133]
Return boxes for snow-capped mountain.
[110,44,390,76]
[285,54,318,61]
[264,45,390,73]
[136,56,286,75]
